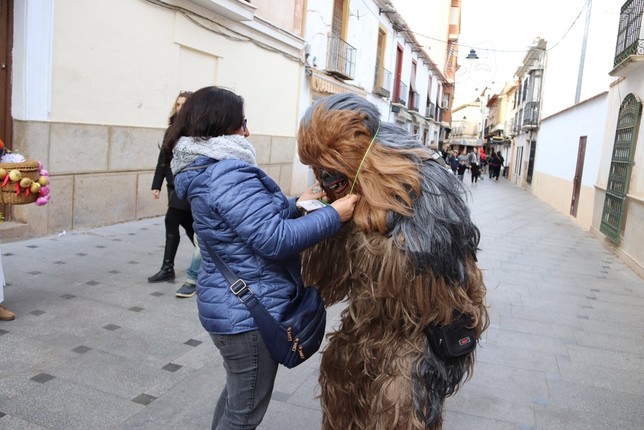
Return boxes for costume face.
[315,168,349,201]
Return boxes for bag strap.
[187,160,286,335]
[202,239,263,309]
[202,239,284,339]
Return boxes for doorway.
[0,0,13,219]
[570,136,586,217]
[0,0,12,147]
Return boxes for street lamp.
[475,97,485,144]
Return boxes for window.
[393,44,404,104]
[373,27,391,97]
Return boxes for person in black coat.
[148,92,195,283]
[489,151,503,181]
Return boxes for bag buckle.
[229,279,251,303]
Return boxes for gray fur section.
[412,342,471,426]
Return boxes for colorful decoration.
[0,139,51,206]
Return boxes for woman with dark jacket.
[489,151,503,181]
[165,86,358,430]
[148,92,195,284]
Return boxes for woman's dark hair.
[162,86,245,161]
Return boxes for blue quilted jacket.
[173,157,341,335]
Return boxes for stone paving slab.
[0,177,643,429]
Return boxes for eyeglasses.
[242,118,248,132]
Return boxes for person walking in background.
[489,151,502,181]
[497,151,505,178]
[470,160,480,184]
[457,159,467,181]
[0,248,15,321]
[467,149,480,184]
[176,238,201,298]
[148,91,201,299]
[458,148,469,164]
[165,86,359,430]
[448,150,459,175]
[479,147,487,179]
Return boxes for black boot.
[148,261,175,283]
[148,231,179,283]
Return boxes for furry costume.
[297,94,488,430]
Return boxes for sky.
[393,0,592,105]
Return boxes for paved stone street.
[1,176,643,429]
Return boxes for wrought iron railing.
[411,91,420,112]
[522,101,540,128]
[614,0,644,66]
[396,81,408,106]
[326,36,356,80]
[426,101,436,119]
[373,66,392,97]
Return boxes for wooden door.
[0,0,13,149]
[0,0,13,219]
[570,136,586,217]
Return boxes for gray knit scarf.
[170,134,257,175]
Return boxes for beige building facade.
[2,0,308,240]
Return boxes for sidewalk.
[1,176,643,430]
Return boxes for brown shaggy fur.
[298,103,488,430]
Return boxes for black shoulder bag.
[202,227,327,369]
[424,313,477,361]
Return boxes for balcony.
[395,81,408,106]
[611,0,644,76]
[326,36,356,80]
[373,66,392,98]
[614,0,644,66]
[426,101,436,119]
[522,101,540,129]
[410,91,420,112]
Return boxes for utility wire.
[408,0,591,54]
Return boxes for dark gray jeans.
[210,330,278,430]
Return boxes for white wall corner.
[12,0,54,121]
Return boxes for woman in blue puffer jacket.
[164,86,359,430]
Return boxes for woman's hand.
[331,194,360,223]
[152,189,160,199]
[298,183,326,203]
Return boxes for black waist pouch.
[425,313,477,361]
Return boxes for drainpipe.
[575,0,592,104]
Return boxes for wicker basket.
[0,160,41,205]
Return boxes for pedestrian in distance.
[457,159,467,181]
[471,161,480,184]
[478,147,486,179]
[457,149,469,165]
[149,91,202,299]
[448,150,459,175]
[165,86,359,430]
[497,151,505,178]
[489,151,502,181]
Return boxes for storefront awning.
[310,70,366,96]
[490,136,511,145]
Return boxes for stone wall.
[1,120,295,241]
